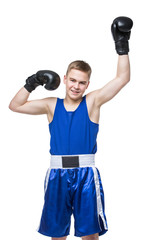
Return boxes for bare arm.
[94,55,130,107]
[90,16,133,108]
[9,70,60,117]
[86,55,130,123]
[9,87,51,115]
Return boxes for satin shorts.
[38,167,108,237]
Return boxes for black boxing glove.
[24,70,60,93]
[111,16,133,55]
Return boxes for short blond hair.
[66,60,92,79]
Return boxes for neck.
[64,95,83,106]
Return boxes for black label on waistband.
[62,156,79,168]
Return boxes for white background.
[1,0,160,239]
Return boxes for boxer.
[9,17,133,240]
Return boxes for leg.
[82,233,99,240]
[38,169,72,238]
[52,237,67,240]
[73,168,108,237]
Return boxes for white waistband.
[50,154,95,169]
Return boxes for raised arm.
[95,55,130,106]
[9,87,51,115]
[9,70,60,116]
[94,16,133,107]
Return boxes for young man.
[9,17,133,240]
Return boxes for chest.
[48,96,100,124]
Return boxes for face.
[63,69,90,100]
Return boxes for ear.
[63,75,67,84]
[86,80,90,89]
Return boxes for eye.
[70,79,76,82]
[80,82,86,85]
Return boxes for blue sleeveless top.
[49,95,99,155]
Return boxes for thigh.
[73,167,108,237]
[38,169,72,238]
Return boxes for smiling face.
[64,69,90,101]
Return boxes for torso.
[47,91,100,124]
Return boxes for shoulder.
[86,90,99,108]
[44,96,57,104]
[43,97,58,123]
[39,96,57,109]
[85,90,101,124]
[44,97,57,110]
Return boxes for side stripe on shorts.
[44,168,51,194]
[92,167,108,230]
[37,168,51,233]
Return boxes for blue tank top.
[49,95,99,155]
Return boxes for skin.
[9,55,130,124]
[9,55,130,240]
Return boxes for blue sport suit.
[38,96,108,237]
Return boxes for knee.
[82,233,99,240]
[52,237,67,240]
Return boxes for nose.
[74,82,79,89]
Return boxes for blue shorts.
[38,166,108,237]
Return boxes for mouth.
[71,89,80,94]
